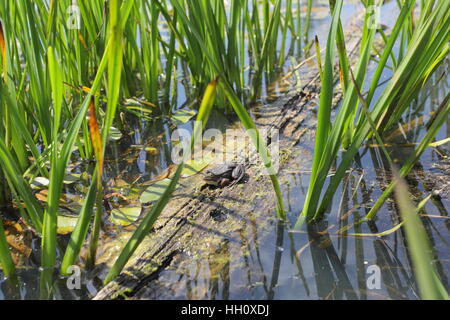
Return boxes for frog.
[202,162,246,187]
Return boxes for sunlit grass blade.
[196,77,218,131]
[59,1,134,275]
[394,173,450,300]
[104,77,219,285]
[219,80,285,218]
[40,45,66,297]
[104,163,184,285]
[297,0,343,225]
[60,174,98,275]
[47,46,63,140]
[87,0,125,269]
[329,0,349,92]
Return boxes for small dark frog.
[202,162,246,187]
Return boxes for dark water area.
[1,1,449,300]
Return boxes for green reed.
[297,0,450,225]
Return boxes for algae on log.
[94,20,363,300]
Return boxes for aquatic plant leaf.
[140,178,177,203]
[429,137,450,148]
[48,46,63,138]
[57,215,78,235]
[111,207,142,226]
[123,98,155,113]
[31,177,50,190]
[182,158,212,178]
[172,108,197,125]
[195,78,218,131]
[60,0,134,275]
[104,163,184,285]
[63,174,81,185]
[145,147,159,155]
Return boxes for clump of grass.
[297,0,450,225]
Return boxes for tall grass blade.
[103,163,184,285]
[40,45,65,298]
[86,0,126,269]
[394,173,450,300]
[297,0,343,225]
[104,78,219,285]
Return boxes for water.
[1,0,449,300]
[119,61,449,300]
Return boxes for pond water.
[0,0,449,300]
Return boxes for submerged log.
[94,21,363,300]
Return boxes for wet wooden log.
[94,20,363,300]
